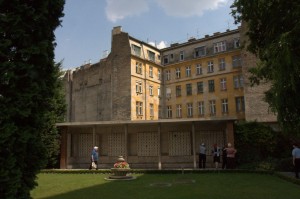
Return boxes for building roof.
[56,117,237,127]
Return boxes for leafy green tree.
[235,121,277,165]
[0,1,65,198]
[231,0,300,135]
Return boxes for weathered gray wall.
[240,23,277,122]
[64,31,132,122]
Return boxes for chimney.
[112,26,122,35]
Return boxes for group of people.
[89,143,300,180]
[199,143,237,169]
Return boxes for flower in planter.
[114,161,130,169]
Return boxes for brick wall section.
[240,23,277,122]
[63,31,132,122]
[108,31,132,120]
[67,62,112,121]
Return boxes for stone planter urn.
[110,168,131,177]
[109,156,133,179]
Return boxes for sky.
[54,0,239,69]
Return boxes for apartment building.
[161,29,245,121]
[58,26,275,169]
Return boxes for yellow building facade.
[161,29,245,120]
[126,28,245,122]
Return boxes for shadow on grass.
[34,173,184,199]
[32,172,300,199]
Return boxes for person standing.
[212,144,221,169]
[199,143,206,169]
[292,143,300,179]
[89,146,99,170]
[222,146,227,169]
[224,143,237,169]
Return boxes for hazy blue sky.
[54,0,239,69]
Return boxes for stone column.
[60,127,68,169]
[158,123,162,170]
[124,124,128,160]
[226,121,235,146]
[192,122,196,169]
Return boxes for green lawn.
[31,172,300,199]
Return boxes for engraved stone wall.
[108,132,125,156]
[169,132,191,156]
[137,132,159,156]
[78,134,93,157]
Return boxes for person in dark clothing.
[222,146,227,169]
[212,144,221,169]
[292,143,300,179]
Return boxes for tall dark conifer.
[0,1,65,198]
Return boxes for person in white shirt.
[292,143,300,179]
[199,143,206,169]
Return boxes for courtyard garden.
[31,171,300,199]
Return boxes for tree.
[41,62,66,168]
[235,121,277,164]
[0,1,65,198]
[231,0,300,135]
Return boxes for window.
[149,66,153,77]
[208,80,215,92]
[209,100,216,116]
[186,83,192,96]
[136,62,142,74]
[198,101,205,116]
[158,87,161,97]
[158,105,162,119]
[167,106,172,118]
[136,101,143,116]
[150,103,154,117]
[187,103,193,117]
[158,69,161,80]
[163,55,169,64]
[196,64,202,75]
[176,104,182,118]
[149,85,153,96]
[232,55,242,68]
[136,81,142,93]
[148,50,155,62]
[219,58,226,70]
[194,46,206,57]
[214,41,226,53]
[197,82,203,94]
[186,66,191,77]
[166,70,171,81]
[176,85,181,97]
[220,78,227,91]
[235,97,245,112]
[170,54,174,59]
[166,88,171,99]
[234,38,240,48]
[233,75,244,89]
[207,61,214,73]
[221,99,228,114]
[132,44,141,56]
[175,68,181,79]
[180,51,184,61]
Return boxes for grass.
[31,172,300,199]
